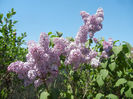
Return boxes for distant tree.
[0,8,29,98]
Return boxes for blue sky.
[0,0,133,46]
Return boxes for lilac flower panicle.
[8,32,62,87]
[75,7,104,43]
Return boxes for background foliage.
[0,8,38,99]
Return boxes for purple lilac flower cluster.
[8,33,61,87]
[75,8,104,44]
[101,38,113,58]
[63,42,100,69]
[51,8,103,69]
[8,8,104,87]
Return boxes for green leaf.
[87,94,93,99]
[56,31,63,37]
[109,62,116,71]
[51,35,57,38]
[101,61,107,68]
[96,75,104,86]
[13,20,18,24]
[122,41,132,54]
[113,40,119,45]
[120,87,125,95]
[0,14,3,21]
[95,93,104,99]
[11,8,14,12]
[66,37,74,41]
[12,12,16,15]
[49,88,60,99]
[127,81,133,88]
[85,40,90,48]
[40,91,49,99]
[106,94,118,99]
[115,78,127,87]
[117,71,122,77]
[7,13,11,19]
[112,46,122,55]
[100,69,108,80]
[125,88,133,97]
[48,32,52,36]
[122,41,132,52]
[0,13,3,18]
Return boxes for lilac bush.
[7,8,133,98]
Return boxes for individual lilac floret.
[91,58,100,68]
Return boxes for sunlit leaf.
[115,78,127,87]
